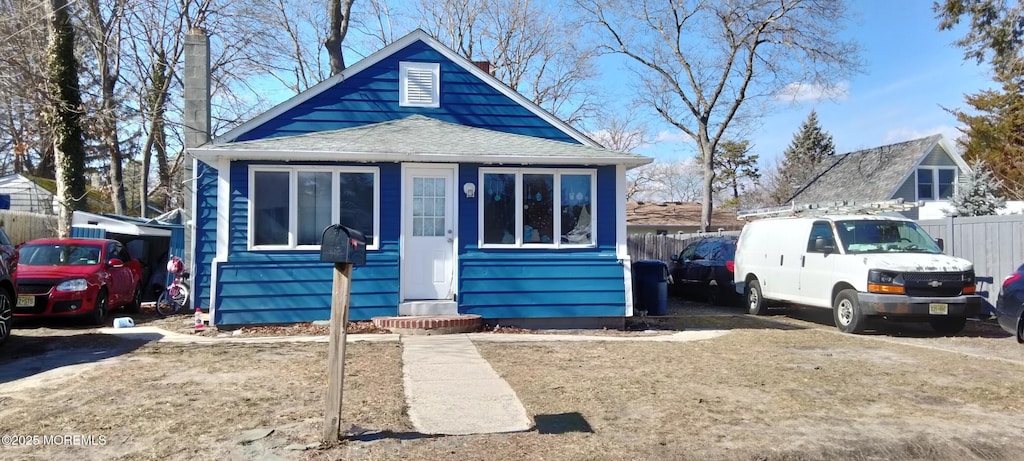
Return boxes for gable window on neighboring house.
[399,62,440,108]
[249,166,379,250]
[917,167,957,201]
[480,168,595,248]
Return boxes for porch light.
[463,182,476,198]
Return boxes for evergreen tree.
[43,0,88,237]
[773,110,835,204]
[950,159,1006,216]
[713,140,760,208]
[947,68,1024,199]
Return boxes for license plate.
[929,303,948,315]
[16,295,35,307]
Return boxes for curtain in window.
[297,172,332,245]
[561,174,592,244]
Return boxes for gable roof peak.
[212,28,599,147]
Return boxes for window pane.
[938,169,956,199]
[523,174,554,244]
[253,171,290,246]
[339,172,375,246]
[483,173,515,244]
[917,169,934,200]
[561,174,592,244]
[297,171,332,245]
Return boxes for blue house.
[187,30,651,327]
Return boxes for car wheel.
[91,290,108,326]
[930,317,967,335]
[1017,314,1024,344]
[0,288,12,346]
[125,284,142,314]
[746,279,768,315]
[833,289,866,334]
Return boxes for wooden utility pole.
[322,262,353,443]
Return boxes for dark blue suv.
[0,227,16,345]
[670,236,738,306]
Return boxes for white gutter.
[190,148,652,168]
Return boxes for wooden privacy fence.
[0,210,57,245]
[627,231,742,263]
[918,214,1024,313]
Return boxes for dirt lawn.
[2,304,1024,460]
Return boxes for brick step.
[372,314,482,335]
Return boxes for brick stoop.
[372,314,482,335]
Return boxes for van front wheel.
[746,279,768,315]
[833,289,866,334]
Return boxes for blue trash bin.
[632,260,668,316]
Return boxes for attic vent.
[400,61,440,108]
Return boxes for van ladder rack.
[737,199,922,220]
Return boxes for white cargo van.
[734,214,981,334]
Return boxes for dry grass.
[4,307,1024,460]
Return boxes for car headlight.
[56,278,88,292]
[867,269,904,294]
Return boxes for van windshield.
[833,219,942,254]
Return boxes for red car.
[14,238,143,325]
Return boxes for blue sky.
[632,1,993,167]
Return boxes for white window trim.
[478,167,597,249]
[399,61,440,108]
[248,165,380,251]
[916,167,958,201]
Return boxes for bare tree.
[576,0,861,231]
[0,0,54,178]
[629,159,703,203]
[412,0,600,125]
[325,0,355,74]
[81,0,129,213]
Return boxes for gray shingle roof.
[789,134,943,205]
[192,115,651,167]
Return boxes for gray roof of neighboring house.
[789,134,944,205]
[191,115,651,167]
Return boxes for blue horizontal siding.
[214,258,399,325]
[193,161,219,310]
[458,253,626,318]
[213,160,403,325]
[234,40,579,144]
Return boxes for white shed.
[0,174,55,215]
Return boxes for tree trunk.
[45,0,87,237]
[325,0,354,75]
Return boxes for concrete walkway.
[402,334,532,435]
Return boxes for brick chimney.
[182,27,210,278]
[472,60,492,75]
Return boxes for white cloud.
[652,130,692,144]
[774,81,850,102]
[881,125,964,145]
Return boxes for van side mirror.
[814,236,836,253]
[936,238,944,251]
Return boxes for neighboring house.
[627,202,743,235]
[0,174,55,214]
[186,29,652,327]
[788,134,971,219]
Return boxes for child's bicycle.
[156,256,191,317]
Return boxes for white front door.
[403,166,456,300]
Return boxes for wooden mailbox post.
[320,224,367,443]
